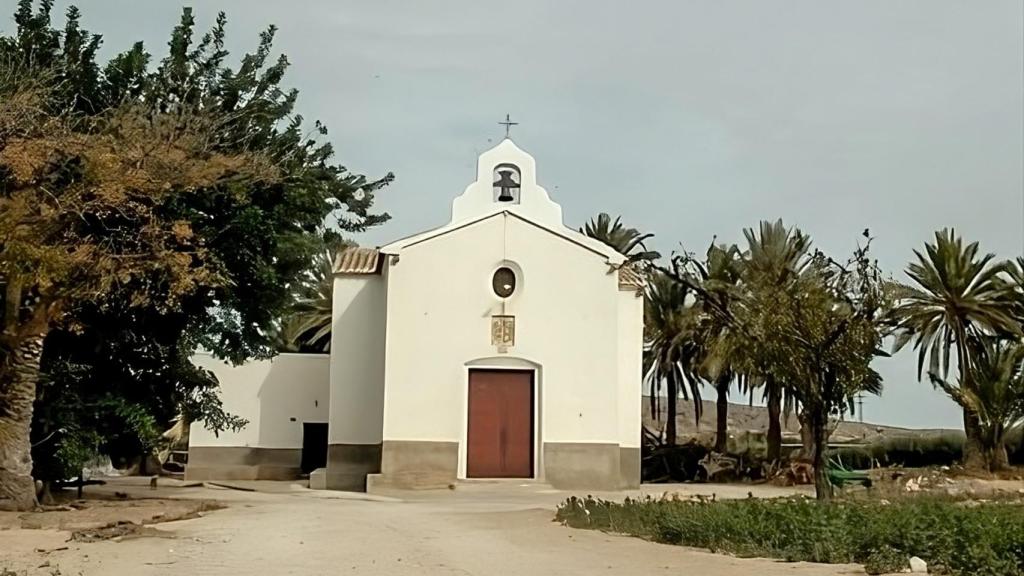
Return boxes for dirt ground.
[0,477,863,576]
[0,494,218,533]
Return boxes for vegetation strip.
[556,495,1024,576]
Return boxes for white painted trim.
[380,210,624,264]
[379,212,494,254]
[457,362,543,481]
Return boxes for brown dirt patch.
[0,496,223,535]
[69,520,172,543]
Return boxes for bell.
[494,169,519,203]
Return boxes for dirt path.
[0,480,862,576]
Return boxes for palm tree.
[688,243,743,453]
[643,270,702,445]
[280,241,349,353]
[581,213,661,265]
[890,229,1020,469]
[737,220,811,462]
[930,337,1024,471]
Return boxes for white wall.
[381,213,623,445]
[189,353,329,449]
[617,290,644,449]
[256,354,330,449]
[328,273,387,445]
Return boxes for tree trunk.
[986,426,1010,473]
[666,382,678,446]
[38,480,54,506]
[988,443,1010,472]
[962,408,987,471]
[810,409,832,501]
[714,378,729,453]
[0,336,44,511]
[798,411,815,460]
[766,378,782,462]
[953,329,988,472]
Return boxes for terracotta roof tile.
[334,247,382,275]
[618,264,645,289]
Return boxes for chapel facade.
[326,138,644,491]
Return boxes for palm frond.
[890,228,1019,385]
[278,240,350,353]
[581,212,661,264]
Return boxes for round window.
[492,267,516,298]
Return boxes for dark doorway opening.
[301,422,329,474]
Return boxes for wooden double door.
[466,369,534,478]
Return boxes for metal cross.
[499,113,518,138]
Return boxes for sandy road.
[0,480,862,576]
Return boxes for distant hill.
[642,397,962,445]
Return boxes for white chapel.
[187,137,644,491]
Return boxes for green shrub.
[829,433,967,469]
[863,546,908,574]
[556,495,1024,576]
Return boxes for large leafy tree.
[890,229,1020,470]
[0,71,272,509]
[1,2,391,507]
[662,222,888,497]
[736,240,891,500]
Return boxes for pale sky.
[11,1,1022,429]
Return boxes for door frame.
[458,365,540,481]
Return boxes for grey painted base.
[543,442,621,491]
[186,442,637,489]
[363,440,637,492]
[369,440,459,490]
[619,447,641,489]
[185,447,301,481]
[325,443,382,491]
